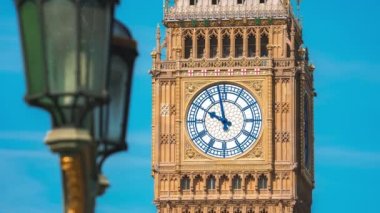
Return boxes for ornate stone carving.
[240,140,263,159]
[251,80,263,97]
[161,104,170,116]
[161,134,176,144]
[184,140,206,160]
[274,102,290,113]
[185,82,207,100]
[275,131,290,143]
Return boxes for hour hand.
[208,111,232,127]
[208,111,222,121]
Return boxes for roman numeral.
[234,89,243,103]
[235,139,243,152]
[244,118,262,122]
[187,119,204,123]
[192,130,207,140]
[206,90,216,103]
[205,139,215,153]
[242,102,257,111]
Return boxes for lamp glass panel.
[106,55,128,142]
[43,0,78,99]
[20,1,45,96]
[80,1,111,95]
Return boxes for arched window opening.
[235,34,243,58]
[234,208,242,213]
[181,176,190,190]
[190,0,198,6]
[207,176,216,190]
[210,35,218,58]
[197,35,205,58]
[247,208,254,213]
[208,209,216,213]
[248,34,256,57]
[183,208,190,213]
[195,209,203,213]
[259,209,268,213]
[259,0,266,4]
[222,34,230,58]
[258,175,267,189]
[184,36,192,59]
[260,34,269,57]
[237,0,245,4]
[232,175,242,190]
[212,0,220,5]
[221,208,229,213]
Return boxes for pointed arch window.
[235,34,243,58]
[248,34,256,57]
[232,175,242,190]
[222,34,230,58]
[197,35,205,58]
[190,0,198,6]
[181,176,190,190]
[210,35,218,58]
[184,36,192,59]
[258,175,267,189]
[207,176,216,190]
[212,0,220,5]
[260,34,269,57]
[247,208,255,213]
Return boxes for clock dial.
[186,83,262,158]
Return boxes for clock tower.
[151,0,315,212]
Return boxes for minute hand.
[217,85,230,131]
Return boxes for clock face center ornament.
[186,83,262,158]
[205,102,244,141]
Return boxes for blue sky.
[0,0,379,212]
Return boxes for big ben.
[150,0,315,212]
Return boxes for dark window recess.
[210,35,218,58]
[212,0,219,5]
[222,35,230,58]
[248,34,256,57]
[232,176,242,190]
[237,0,244,4]
[258,175,268,189]
[207,176,216,189]
[260,34,269,57]
[197,36,205,58]
[260,0,266,3]
[184,36,192,59]
[181,176,190,190]
[235,34,243,57]
[190,0,197,5]
[287,44,291,58]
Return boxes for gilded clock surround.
[151,0,315,212]
[182,79,269,161]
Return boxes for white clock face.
[186,83,262,158]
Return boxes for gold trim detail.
[61,155,84,213]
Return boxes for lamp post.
[14,0,137,212]
[90,20,138,195]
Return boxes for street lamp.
[88,20,138,195]
[14,0,122,212]
[14,0,117,127]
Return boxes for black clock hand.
[217,85,231,131]
[208,111,232,127]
